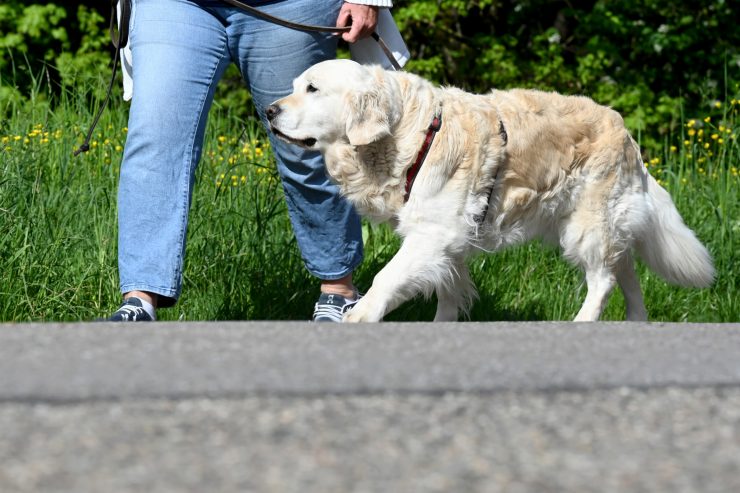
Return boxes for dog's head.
[267,59,401,149]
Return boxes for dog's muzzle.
[265,104,317,148]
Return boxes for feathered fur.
[267,59,714,322]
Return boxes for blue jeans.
[118,0,363,307]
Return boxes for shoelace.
[313,296,361,322]
[115,303,148,321]
[313,305,344,322]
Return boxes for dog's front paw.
[342,297,383,323]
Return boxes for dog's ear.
[345,69,399,146]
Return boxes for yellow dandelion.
[713,101,722,109]
[255,147,264,157]
[122,127,128,133]
[228,156,237,165]
[40,138,49,144]
[698,129,704,136]
[670,145,677,152]
[718,138,724,144]
[23,138,30,145]
[115,145,123,152]
[240,176,246,183]
[704,116,711,123]
[683,140,691,146]
[686,119,695,128]
[14,135,21,141]
[220,173,225,179]
[711,133,719,140]
[698,166,705,173]
[218,135,226,143]
[703,143,710,149]
[726,128,732,134]
[1,136,9,144]
[688,129,696,137]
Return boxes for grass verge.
[0,85,737,322]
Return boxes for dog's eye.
[306,84,318,93]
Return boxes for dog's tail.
[634,173,715,288]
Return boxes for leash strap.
[221,0,348,34]
[74,0,129,156]
[404,111,442,202]
[75,0,402,156]
[221,0,402,70]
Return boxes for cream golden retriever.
[266,59,714,322]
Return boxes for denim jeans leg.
[225,0,364,280]
[118,0,231,306]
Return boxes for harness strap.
[403,111,442,202]
[472,118,508,225]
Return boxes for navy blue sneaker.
[107,297,154,322]
[312,292,361,322]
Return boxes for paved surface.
[0,322,739,492]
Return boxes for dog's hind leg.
[615,252,648,321]
[574,267,617,321]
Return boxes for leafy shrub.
[1,0,738,150]
[393,0,739,148]
[0,1,111,117]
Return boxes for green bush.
[0,1,111,117]
[1,0,738,148]
[393,0,739,148]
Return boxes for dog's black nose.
[265,104,281,121]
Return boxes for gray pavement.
[0,321,739,492]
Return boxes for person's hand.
[336,3,379,43]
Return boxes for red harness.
[403,111,442,202]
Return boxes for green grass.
[0,85,738,322]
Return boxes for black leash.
[74,0,130,156]
[74,0,401,156]
[220,0,402,71]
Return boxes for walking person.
[106,0,395,322]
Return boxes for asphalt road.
[1,321,739,493]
